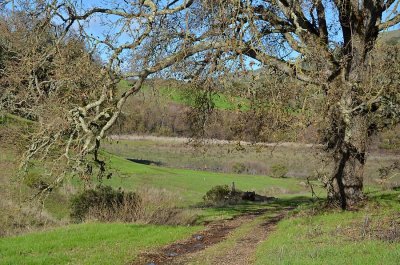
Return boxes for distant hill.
[378,29,400,45]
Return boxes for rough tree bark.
[328,113,368,208]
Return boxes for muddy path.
[132,206,293,265]
[208,212,287,265]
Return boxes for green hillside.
[118,79,249,111]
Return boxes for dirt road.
[132,205,294,265]
[109,134,321,148]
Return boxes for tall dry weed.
[83,186,199,225]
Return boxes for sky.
[3,0,398,71]
[75,0,399,75]
[79,0,400,50]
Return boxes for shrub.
[70,185,141,222]
[23,172,51,191]
[271,164,288,178]
[203,185,230,202]
[70,186,197,225]
[232,162,248,174]
[203,185,241,205]
[134,187,199,225]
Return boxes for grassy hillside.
[115,31,400,113]
[118,80,249,111]
[255,192,400,265]
[159,86,249,111]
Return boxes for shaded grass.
[43,192,71,220]
[255,191,400,265]
[197,196,318,223]
[0,223,201,265]
[0,113,35,125]
[198,202,273,223]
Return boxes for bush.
[23,172,51,191]
[70,186,199,225]
[232,162,248,174]
[70,185,141,222]
[271,164,288,178]
[203,185,230,202]
[203,185,241,205]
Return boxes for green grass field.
[0,223,200,265]
[95,153,315,205]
